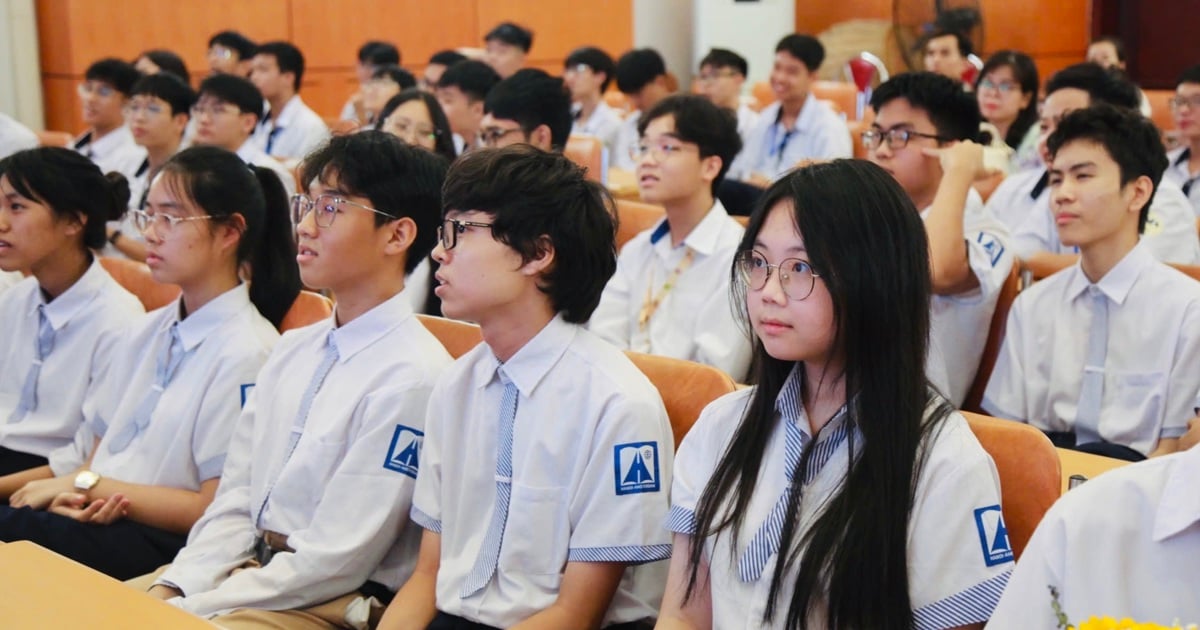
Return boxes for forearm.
[1148,437,1181,458]
[511,603,603,630]
[926,170,974,293]
[0,465,54,500]
[113,234,148,262]
[91,478,212,534]
[378,571,438,630]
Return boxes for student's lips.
[296,245,318,263]
[758,318,792,334]
[1055,212,1080,226]
[145,252,164,266]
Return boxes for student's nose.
[295,206,319,239]
[760,267,789,305]
[431,240,449,264]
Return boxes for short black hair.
[1047,104,1166,233]
[775,34,825,72]
[924,29,973,58]
[358,41,400,66]
[615,48,666,94]
[300,131,449,274]
[84,58,141,96]
[131,73,197,117]
[870,72,981,141]
[1045,62,1140,110]
[436,60,500,102]
[1178,64,1200,87]
[428,50,468,67]
[565,46,616,92]
[372,64,417,90]
[255,41,305,92]
[442,145,617,323]
[208,30,257,60]
[638,95,742,196]
[485,69,573,151]
[700,48,748,77]
[197,74,265,121]
[485,22,534,52]
[1091,35,1127,63]
[137,49,190,84]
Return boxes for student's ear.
[237,60,253,78]
[172,113,190,136]
[216,213,247,252]
[519,234,556,277]
[1126,174,1155,215]
[63,211,86,237]
[530,124,552,151]
[469,99,485,119]
[699,154,723,184]
[239,113,258,136]
[382,216,418,258]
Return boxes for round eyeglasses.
[291,194,396,229]
[737,250,820,300]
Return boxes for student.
[0,148,142,485]
[984,105,1200,461]
[483,22,532,79]
[480,69,572,152]
[612,48,673,170]
[563,46,622,153]
[866,72,1014,407]
[726,35,852,187]
[206,30,256,78]
[249,41,330,161]
[380,145,674,629]
[0,146,297,579]
[975,50,1040,172]
[191,74,297,196]
[133,49,190,84]
[697,48,758,141]
[0,112,37,159]
[141,133,453,628]
[1164,64,1200,216]
[376,89,457,163]
[658,160,1011,629]
[993,63,1200,264]
[1087,35,1153,116]
[358,65,418,127]
[340,41,402,122]
[108,72,196,262]
[923,30,972,84]
[590,95,751,381]
[435,60,500,155]
[74,58,147,182]
[421,50,467,92]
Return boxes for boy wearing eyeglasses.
[479,69,572,152]
[564,46,622,154]
[191,74,297,196]
[590,95,752,382]
[74,58,146,182]
[697,48,758,143]
[380,145,673,630]
[866,71,1014,407]
[138,132,453,629]
[1164,64,1200,216]
[611,48,673,171]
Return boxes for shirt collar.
[171,283,252,352]
[328,289,414,363]
[774,364,852,446]
[77,125,136,159]
[264,95,304,129]
[771,94,819,134]
[1030,168,1049,201]
[1064,241,1155,305]
[648,200,732,256]
[1152,445,1200,542]
[472,314,576,397]
[1173,147,1192,167]
[34,256,109,330]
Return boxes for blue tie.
[1074,286,1109,444]
[461,371,519,597]
[108,324,186,453]
[265,125,284,155]
[9,306,55,423]
[738,417,804,582]
[256,331,339,526]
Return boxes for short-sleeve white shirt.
[0,113,38,159]
[412,315,674,627]
[988,446,1200,626]
[589,201,752,381]
[726,96,852,182]
[571,101,623,154]
[983,242,1200,456]
[236,139,298,197]
[252,95,330,160]
[983,168,1046,233]
[611,111,642,171]
[669,370,1013,629]
[1164,147,1200,217]
[735,103,760,143]
[73,125,148,182]
[0,260,142,471]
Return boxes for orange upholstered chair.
[961,410,1061,560]
[811,81,858,121]
[565,134,604,183]
[614,199,666,252]
[278,290,333,332]
[417,314,483,359]
[751,81,775,111]
[1169,263,1200,282]
[98,256,180,311]
[1020,255,1074,285]
[962,263,1021,413]
[603,90,630,115]
[36,130,74,148]
[624,351,738,447]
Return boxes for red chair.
[962,54,984,86]
[844,52,889,120]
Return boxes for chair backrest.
[811,81,858,121]
[624,351,738,447]
[98,256,180,311]
[278,290,333,332]
[962,54,984,85]
[327,119,360,136]
[1169,262,1200,283]
[961,410,1061,561]
[36,130,73,148]
[752,81,775,110]
[416,314,484,359]
[565,134,604,183]
[962,262,1021,412]
[1021,256,1074,284]
[603,90,630,115]
[614,199,665,252]
[1143,89,1177,135]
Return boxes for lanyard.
[637,247,696,331]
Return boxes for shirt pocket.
[501,483,569,576]
[267,435,347,524]
[1106,371,1166,440]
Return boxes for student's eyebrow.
[1050,161,1097,175]
[751,239,808,254]
[874,122,916,132]
[146,201,184,212]
[641,132,683,141]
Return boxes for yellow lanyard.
[637,247,696,332]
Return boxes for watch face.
[75,471,99,490]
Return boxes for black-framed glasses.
[438,218,494,251]
[480,127,525,146]
[130,209,215,235]
[291,194,395,229]
[737,250,821,301]
[860,128,951,150]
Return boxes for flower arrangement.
[1049,586,1198,630]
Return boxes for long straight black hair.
[157,146,301,328]
[686,160,953,629]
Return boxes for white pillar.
[692,0,795,86]
[633,0,696,89]
[0,0,44,129]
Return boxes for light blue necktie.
[738,417,804,582]
[108,324,186,453]
[255,331,339,526]
[9,306,55,424]
[461,371,519,597]
[1074,286,1109,443]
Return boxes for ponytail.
[247,165,302,328]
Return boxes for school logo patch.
[240,384,255,408]
[973,505,1014,567]
[976,232,1005,268]
[383,424,423,479]
[613,441,661,496]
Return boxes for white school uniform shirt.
[668,370,1013,629]
[98,156,152,259]
[252,95,330,160]
[1012,174,1200,264]
[589,201,752,381]
[411,315,674,627]
[65,284,276,489]
[73,125,148,181]
[571,101,623,153]
[983,167,1046,233]
[400,258,433,314]
[0,270,24,295]
[988,446,1200,626]
[0,260,142,472]
[735,103,759,143]
[982,242,1200,456]
[1164,146,1200,217]
[924,189,1015,407]
[610,110,642,171]
[0,112,38,159]
[236,139,298,197]
[158,292,451,618]
[726,96,852,183]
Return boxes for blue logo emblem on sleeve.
[973,505,1014,566]
[383,424,423,479]
[614,441,661,495]
[976,232,1006,268]
[240,384,255,408]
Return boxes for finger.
[93,496,130,524]
[77,498,106,521]
[50,492,86,509]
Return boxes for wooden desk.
[1057,448,1130,493]
[607,168,640,201]
[0,541,216,629]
